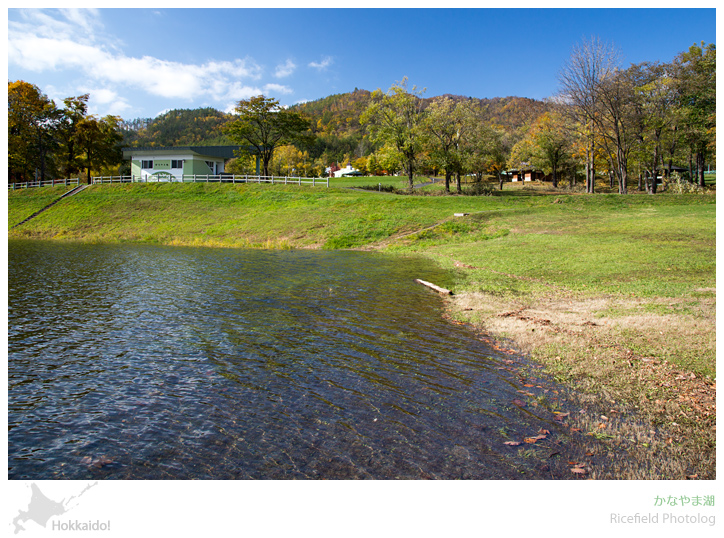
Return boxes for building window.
[141,160,153,169]
[205,161,216,173]
[171,160,183,169]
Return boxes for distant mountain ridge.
[122,90,550,149]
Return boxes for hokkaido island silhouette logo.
[12,482,110,534]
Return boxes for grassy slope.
[7,182,716,478]
[8,182,538,248]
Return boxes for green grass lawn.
[328,175,431,189]
[388,194,715,298]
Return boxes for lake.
[8,241,585,479]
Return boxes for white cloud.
[8,35,105,72]
[264,83,293,95]
[274,59,296,78]
[58,8,101,37]
[88,88,119,105]
[7,9,290,115]
[224,82,264,101]
[309,56,333,71]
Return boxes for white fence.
[9,174,330,190]
[8,178,80,190]
[91,174,329,187]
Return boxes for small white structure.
[333,164,361,178]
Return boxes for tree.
[76,115,123,183]
[361,78,428,191]
[507,136,535,179]
[352,156,368,176]
[366,153,383,176]
[374,144,403,176]
[57,94,89,178]
[225,95,312,177]
[675,42,716,187]
[270,144,315,177]
[8,81,62,182]
[603,70,638,193]
[627,62,678,193]
[425,97,471,193]
[466,121,511,190]
[517,111,572,188]
[557,36,621,193]
[226,155,258,175]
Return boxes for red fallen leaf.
[503,441,522,446]
[567,461,579,465]
[570,427,582,432]
[524,438,537,444]
[512,399,526,407]
[585,452,595,457]
[538,429,551,435]
[571,467,587,475]
[523,384,535,388]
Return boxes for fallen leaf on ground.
[571,467,587,475]
[503,441,522,446]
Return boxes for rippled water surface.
[9,241,582,479]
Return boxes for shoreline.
[436,275,716,480]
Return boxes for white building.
[333,164,362,178]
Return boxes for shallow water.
[9,241,582,479]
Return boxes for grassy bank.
[7,182,545,248]
[383,193,716,479]
[8,182,716,479]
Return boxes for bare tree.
[557,36,621,193]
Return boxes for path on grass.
[11,185,88,229]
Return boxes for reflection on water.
[9,241,581,479]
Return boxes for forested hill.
[291,89,373,137]
[122,107,234,147]
[290,90,549,137]
[121,90,549,148]
[462,95,550,132]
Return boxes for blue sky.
[7,7,717,121]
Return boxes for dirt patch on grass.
[449,289,716,479]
